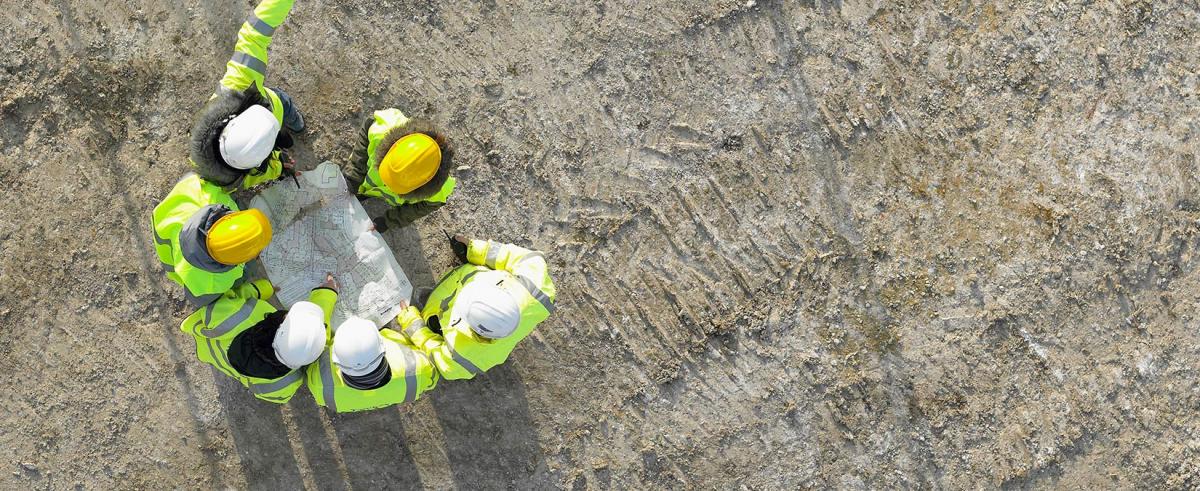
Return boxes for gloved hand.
[446,231,469,263]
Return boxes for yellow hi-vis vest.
[191,0,294,189]
[357,108,456,205]
[151,173,244,306]
[180,282,336,403]
[305,329,438,413]
[403,240,556,380]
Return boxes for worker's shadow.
[219,203,540,489]
[386,221,544,488]
[427,363,543,488]
[214,223,430,490]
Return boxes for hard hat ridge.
[273,301,326,369]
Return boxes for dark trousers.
[270,87,304,132]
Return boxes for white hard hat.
[451,274,521,339]
[272,301,326,369]
[332,317,385,377]
[219,105,280,170]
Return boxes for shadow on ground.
[215,214,541,489]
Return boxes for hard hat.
[451,275,521,339]
[332,317,385,377]
[379,133,441,195]
[219,105,280,170]
[206,209,273,265]
[272,301,326,369]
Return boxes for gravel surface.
[2,1,1199,489]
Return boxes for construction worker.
[180,274,338,404]
[306,315,438,413]
[398,236,556,380]
[152,173,273,306]
[189,0,305,190]
[339,108,456,231]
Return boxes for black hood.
[343,358,392,390]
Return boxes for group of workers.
[150,0,556,413]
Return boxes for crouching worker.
[399,237,556,380]
[340,108,456,232]
[307,315,438,413]
[190,0,305,190]
[152,173,273,306]
[180,276,338,403]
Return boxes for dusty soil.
[3,0,1200,489]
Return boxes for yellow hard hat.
[207,209,272,265]
[379,133,441,195]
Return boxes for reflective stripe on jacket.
[211,0,294,189]
[152,173,244,306]
[179,280,314,403]
[404,241,556,380]
[306,329,438,413]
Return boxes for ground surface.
[2,0,1200,489]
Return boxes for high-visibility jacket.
[306,328,438,413]
[180,281,337,404]
[188,0,295,189]
[357,108,456,206]
[152,173,244,307]
[401,240,556,380]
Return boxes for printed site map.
[249,161,412,329]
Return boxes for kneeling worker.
[306,315,438,413]
[180,275,338,403]
[340,108,456,232]
[398,237,556,380]
[152,173,273,306]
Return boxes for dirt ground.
[2,0,1200,489]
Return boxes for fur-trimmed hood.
[188,84,272,188]
[374,119,454,201]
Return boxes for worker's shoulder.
[369,108,411,133]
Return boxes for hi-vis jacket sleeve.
[219,0,296,93]
[399,307,476,380]
[466,240,556,310]
[308,287,338,340]
[240,154,284,190]
[231,279,275,301]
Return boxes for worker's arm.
[397,309,472,379]
[239,153,284,189]
[380,329,440,393]
[308,287,338,340]
[407,329,478,380]
[466,240,556,309]
[219,0,296,93]
[375,201,444,232]
[396,306,427,343]
[232,279,275,300]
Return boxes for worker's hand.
[398,299,409,310]
[446,231,469,263]
[372,216,389,233]
[280,151,296,171]
[321,273,338,292]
